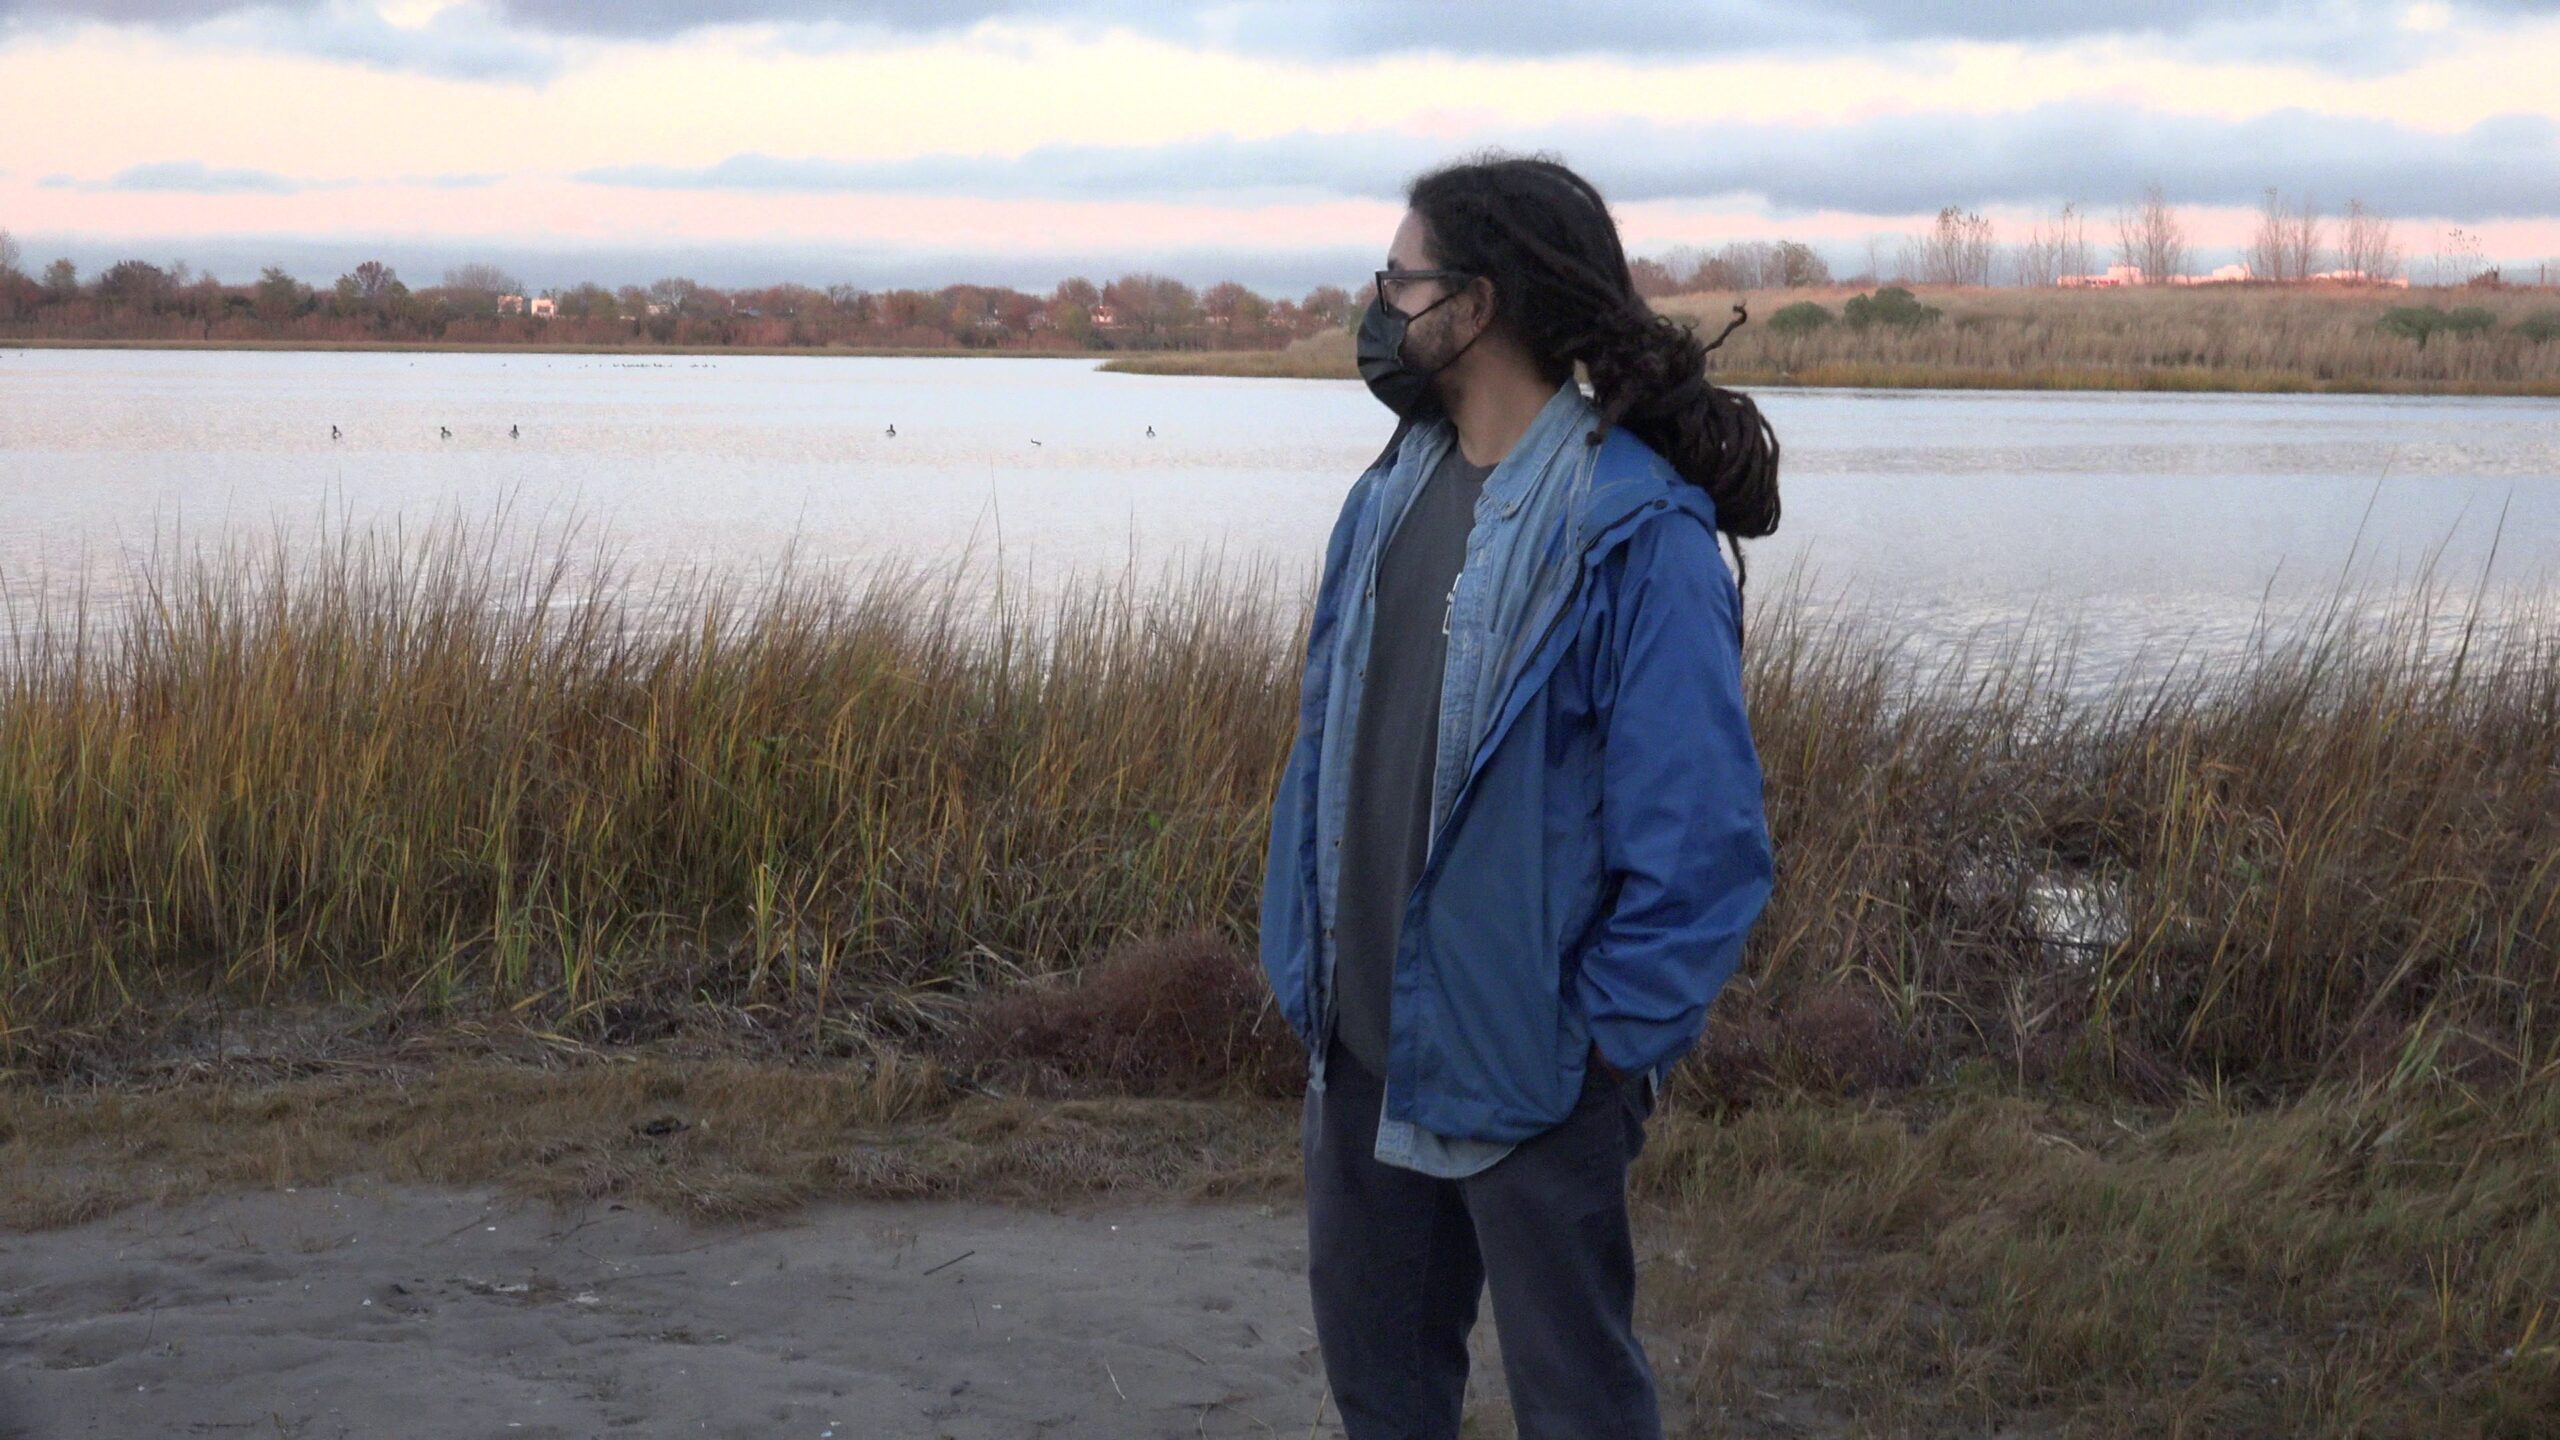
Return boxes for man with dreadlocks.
[1257,152,1782,1438]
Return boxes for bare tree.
[1859,234,1890,286]
[0,228,20,281]
[2337,199,2402,281]
[1918,206,1995,286]
[2430,227,2487,286]
[2058,202,2092,283]
[2285,193,2325,281]
[2254,188,2327,281]
[2114,182,2188,283]
[2014,202,2090,286]
[2247,188,2288,281]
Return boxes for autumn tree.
[1200,280,1269,338]
[1300,283,1353,329]
[254,265,309,322]
[1628,257,1682,298]
[41,258,79,300]
[96,260,172,310]
[1102,273,1201,345]
[343,260,399,302]
[1772,240,1832,287]
[443,261,521,298]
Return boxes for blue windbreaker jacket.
[1258,414,1776,1145]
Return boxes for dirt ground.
[0,1183,1582,1439]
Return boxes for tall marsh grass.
[1108,286,2560,392]
[2,517,2553,1105]
[1666,283,2560,393]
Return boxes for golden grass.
[1665,283,2560,395]
[1100,286,2560,393]
[1096,329,1357,377]
[3,514,2554,1106]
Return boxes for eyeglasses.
[1374,267,1474,311]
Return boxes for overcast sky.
[4,0,2558,292]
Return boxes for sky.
[3,0,2559,294]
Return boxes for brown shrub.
[1683,978,1925,1111]
[946,929,1305,1100]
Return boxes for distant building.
[2309,269,2411,287]
[2060,263,2145,288]
[2166,263,2255,286]
[528,296,557,318]
[1090,304,1120,328]
[497,293,527,315]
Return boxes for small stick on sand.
[921,1248,974,1276]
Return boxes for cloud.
[575,106,2560,222]
[42,162,505,193]
[481,0,2560,55]
[5,0,2557,66]
[0,0,560,81]
[96,159,311,193]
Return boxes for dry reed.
[2,511,2552,1114]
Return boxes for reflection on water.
[3,347,2555,697]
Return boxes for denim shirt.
[1309,382,1663,1176]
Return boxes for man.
[1258,153,1781,1439]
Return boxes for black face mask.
[1356,289,1485,420]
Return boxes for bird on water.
[439,426,452,440]
[885,424,896,437]
[510,423,520,439]
[330,425,342,441]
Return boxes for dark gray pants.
[1302,1029,1662,1440]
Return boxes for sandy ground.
[0,1184,1546,1439]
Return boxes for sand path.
[0,1184,1538,1438]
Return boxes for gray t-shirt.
[1329,441,1495,1076]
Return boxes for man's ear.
[1461,275,1499,338]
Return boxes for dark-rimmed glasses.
[1374,267,1473,311]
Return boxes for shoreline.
[15,337,2558,397]
[1096,350,2560,396]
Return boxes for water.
[4,347,2556,692]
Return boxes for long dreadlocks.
[1406,153,1783,618]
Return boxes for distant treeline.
[0,254,1359,352]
